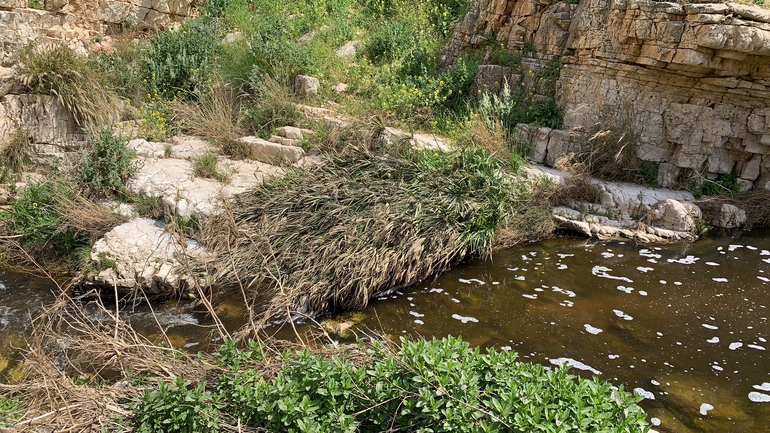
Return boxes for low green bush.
[78,128,140,197]
[142,18,219,100]
[135,376,221,433]
[135,336,649,432]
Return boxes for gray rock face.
[88,218,206,298]
[696,199,748,228]
[470,64,511,95]
[644,199,701,233]
[294,75,320,97]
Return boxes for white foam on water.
[458,279,485,285]
[639,291,648,296]
[552,286,576,297]
[748,392,770,403]
[584,324,603,335]
[651,418,661,426]
[753,383,770,392]
[747,344,766,351]
[429,288,444,293]
[450,298,460,303]
[763,258,770,264]
[747,246,758,250]
[707,337,720,343]
[529,252,537,256]
[507,267,519,271]
[759,276,770,282]
[648,259,658,263]
[409,311,424,318]
[637,266,654,273]
[534,288,544,292]
[613,310,633,321]
[617,285,634,294]
[712,365,723,371]
[657,332,664,336]
[557,264,568,270]
[761,250,770,256]
[521,255,530,261]
[407,297,413,301]
[668,256,699,265]
[515,275,525,281]
[522,294,538,299]
[608,354,619,359]
[651,379,660,386]
[501,346,512,351]
[703,324,718,330]
[639,249,662,259]
[700,403,714,415]
[659,280,667,284]
[729,342,743,350]
[674,281,682,285]
[706,262,720,266]
[451,314,478,324]
[592,266,633,282]
[634,388,655,400]
[557,253,574,258]
[602,252,615,258]
[549,357,601,375]
[414,319,424,325]
[712,278,729,283]
[560,300,574,307]
[728,245,743,251]
[760,337,767,343]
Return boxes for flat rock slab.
[127,155,283,221]
[88,218,206,298]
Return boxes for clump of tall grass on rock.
[206,143,554,316]
[18,44,121,131]
[0,130,31,181]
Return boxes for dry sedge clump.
[554,154,602,205]
[205,143,554,317]
[0,129,31,178]
[18,44,121,131]
[57,193,129,241]
[178,84,249,158]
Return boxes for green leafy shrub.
[78,128,140,196]
[142,19,219,99]
[362,18,414,64]
[207,336,649,432]
[19,44,121,130]
[135,376,220,433]
[139,91,177,142]
[0,180,88,257]
[478,80,563,132]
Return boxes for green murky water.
[2,230,769,431]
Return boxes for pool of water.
[2,230,769,431]
[353,230,770,432]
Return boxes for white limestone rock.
[239,136,305,164]
[294,75,320,97]
[88,218,206,298]
[643,199,701,233]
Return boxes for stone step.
[268,135,301,147]
[239,136,305,164]
[275,125,314,140]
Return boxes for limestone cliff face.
[445,0,770,191]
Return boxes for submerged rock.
[85,218,208,298]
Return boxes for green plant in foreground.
[145,336,649,433]
[27,0,44,9]
[78,128,140,196]
[192,152,228,182]
[18,44,121,130]
[135,376,220,433]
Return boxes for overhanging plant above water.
[205,141,554,316]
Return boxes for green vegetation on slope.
[134,336,649,433]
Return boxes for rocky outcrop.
[87,218,206,298]
[444,0,770,192]
[528,164,703,241]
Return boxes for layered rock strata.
[445,0,770,191]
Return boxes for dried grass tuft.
[177,84,249,158]
[57,193,129,241]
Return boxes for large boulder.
[696,199,747,228]
[239,136,305,164]
[643,199,701,233]
[294,75,320,97]
[87,218,206,298]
